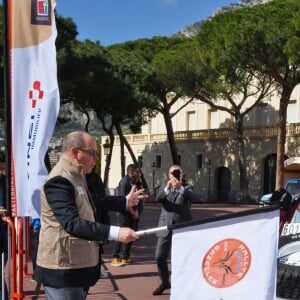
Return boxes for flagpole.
[3,0,12,216]
[170,204,279,231]
[2,3,13,299]
[136,226,168,237]
[135,205,279,236]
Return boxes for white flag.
[9,0,59,217]
[171,208,279,300]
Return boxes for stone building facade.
[101,85,300,203]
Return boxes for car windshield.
[286,180,300,195]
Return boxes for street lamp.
[207,159,212,202]
[152,161,156,197]
[102,138,111,188]
[103,138,110,160]
[268,157,275,193]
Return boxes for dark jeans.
[44,286,87,300]
[112,212,136,259]
[31,227,40,272]
[134,203,144,231]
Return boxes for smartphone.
[172,169,181,180]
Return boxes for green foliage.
[194,0,300,188]
[58,40,107,108]
[284,36,300,65]
[197,0,300,84]
[55,13,78,49]
[3,1,299,145]
[151,37,204,96]
[95,47,160,129]
[108,36,185,63]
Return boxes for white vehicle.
[263,157,300,299]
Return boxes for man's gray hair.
[61,131,88,153]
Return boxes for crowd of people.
[0,130,194,299]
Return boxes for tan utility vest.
[36,158,99,269]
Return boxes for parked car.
[259,178,300,206]
[260,183,300,299]
[260,157,300,299]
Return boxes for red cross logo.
[28,81,44,108]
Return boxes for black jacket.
[34,172,127,288]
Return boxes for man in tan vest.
[34,131,143,300]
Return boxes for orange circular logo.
[202,238,251,288]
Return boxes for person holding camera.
[152,165,193,296]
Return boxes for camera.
[172,169,181,180]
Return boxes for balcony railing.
[113,123,300,144]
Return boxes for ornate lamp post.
[268,157,275,193]
[207,158,212,202]
[152,161,156,198]
[102,138,110,161]
[102,138,110,188]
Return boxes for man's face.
[129,168,140,182]
[76,136,98,174]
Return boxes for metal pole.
[152,162,156,199]
[136,226,168,237]
[207,159,211,202]
[268,166,272,193]
[208,168,211,201]
[268,158,274,193]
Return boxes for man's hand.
[126,185,144,208]
[168,174,181,190]
[0,207,7,217]
[131,211,139,220]
[138,194,149,201]
[128,206,139,219]
[166,179,181,191]
[118,227,139,243]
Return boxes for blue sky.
[0,0,240,46]
[55,0,240,46]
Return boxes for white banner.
[9,0,59,217]
[171,209,279,300]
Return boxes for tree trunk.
[84,112,90,133]
[115,124,149,190]
[120,140,125,178]
[74,103,90,133]
[235,114,249,201]
[275,86,293,189]
[162,108,179,165]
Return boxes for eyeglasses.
[78,148,99,158]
